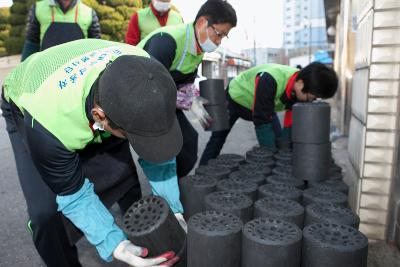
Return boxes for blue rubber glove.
[21,40,40,62]
[138,158,184,214]
[255,123,276,150]
[56,179,126,262]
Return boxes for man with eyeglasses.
[199,62,339,165]
[136,0,236,215]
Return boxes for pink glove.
[176,83,200,110]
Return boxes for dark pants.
[199,92,281,165]
[176,110,198,178]
[1,96,141,267]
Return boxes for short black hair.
[296,62,338,98]
[194,0,237,27]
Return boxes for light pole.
[302,19,312,64]
[308,19,312,63]
[252,16,257,66]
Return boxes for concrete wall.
[342,0,400,241]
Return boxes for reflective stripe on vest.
[228,64,298,112]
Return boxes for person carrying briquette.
[199,62,339,165]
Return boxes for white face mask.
[153,0,171,12]
[93,121,105,131]
[199,21,219,53]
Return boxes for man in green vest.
[21,0,101,61]
[137,0,237,179]
[125,0,183,46]
[1,39,182,267]
[199,62,339,165]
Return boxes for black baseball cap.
[98,55,182,163]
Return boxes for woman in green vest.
[199,62,339,165]
[125,0,183,45]
[137,0,237,178]
[1,39,182,267]
[21,0,101,61]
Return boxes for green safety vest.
[35,0,93,45]
[137,7,183,41]
[138,23,204,75]
[228,64,298,111]
[3,39,149,151]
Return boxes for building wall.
[336,0,400,241]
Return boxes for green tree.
[84,0,142,42]
[0,7,11,56]
[142,0,151,7]
[5,0,34,55]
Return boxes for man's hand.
[191,96,212,129]
[255,123,276,150]
[113,240,179,267]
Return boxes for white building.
[242,47,288,66]
[284,0,331,64]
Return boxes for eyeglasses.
[209,24,229,39]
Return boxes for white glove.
[174,213,187,233]
[113,240,179,267]
[190,96,212,129]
